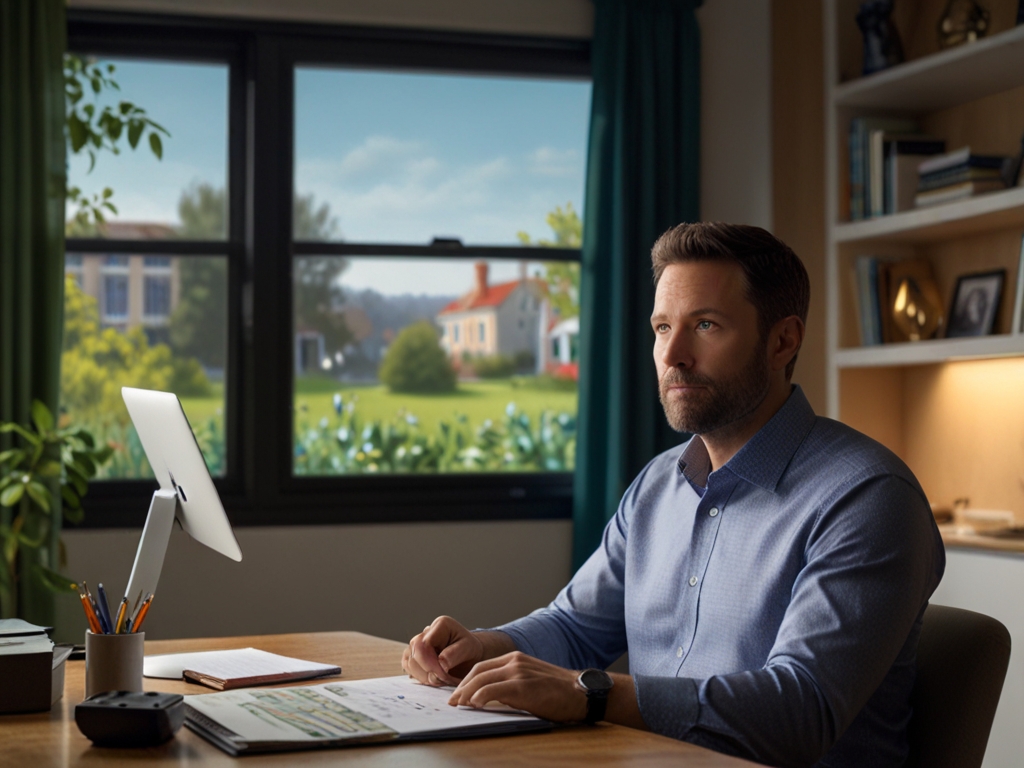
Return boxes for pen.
[96,583,114,635]
[78,587,103,634]
[114,597,129,634]
[131,594,154,634]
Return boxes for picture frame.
[946,269,1005,338]
[1012,234,1024,335]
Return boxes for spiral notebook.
[144,647,341,691]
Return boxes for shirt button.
[709,507,719,517]
[689,576,698,586]
[677,646,683,657]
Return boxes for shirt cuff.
[634,674,701,740]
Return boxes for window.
[67,12,589,526]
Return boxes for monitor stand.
[123,488,179,614]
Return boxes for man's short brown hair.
[651,222,810,379]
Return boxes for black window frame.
[66,10,590,529]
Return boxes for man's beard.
[658,339,771,435]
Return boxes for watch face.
[578,669,613,693]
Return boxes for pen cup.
[85,630,145,698]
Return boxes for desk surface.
[0,631,757,767]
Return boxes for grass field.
[294,378,578,434]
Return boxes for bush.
[473,354,515,379]
[378,321,456,394]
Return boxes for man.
[402,223,944,767]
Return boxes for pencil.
[131,594,154,634]
[113,597,129,634]
[79,589,103,634]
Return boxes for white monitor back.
[121,387,242,562]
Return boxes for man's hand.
[447,651,587,722]
[402,616,515,687]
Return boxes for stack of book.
[852,256,940,346]
[848,117,946,219]
[915,147,1008,207]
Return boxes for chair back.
[906,603,1011,768]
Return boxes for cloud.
[526,146,582,178]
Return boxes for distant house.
[436,262,545,369]
[64,222,180,347]
[547,315,579,380]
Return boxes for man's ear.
[768,316,805,374]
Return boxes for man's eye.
[655,323,670,333]
[697,320,713,331]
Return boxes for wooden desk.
[0,631,757,767]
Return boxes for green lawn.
[294,378,577,435]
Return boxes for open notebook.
[184,675,550,755]
[144,648,340,691]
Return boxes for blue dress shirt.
[496,386,945,768]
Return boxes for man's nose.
[660,330,694,369]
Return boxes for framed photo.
[946,270,1005,338]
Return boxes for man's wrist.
[474,630,518,661]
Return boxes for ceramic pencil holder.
[85,630,145,699]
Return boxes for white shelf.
[833,187,1024,245]
[835,334,1024,368]
[834,25,1024,112]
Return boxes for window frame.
[66,10,589,529]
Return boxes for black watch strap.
[577,669,613,724]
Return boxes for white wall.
[931,549,1024,768]
[697,0,773,228]
[58,0,774,645]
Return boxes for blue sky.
[66,57,590,295]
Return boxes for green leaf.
[102,187,113,199]
[60,484,80,509]
[69,474,87,497]
[67,112,88,152]
[149,131,163,159]
[72,453,96,477]
[35,461,62,478]
[0,423,40,446]
[32,564,78,593]
[0,449,25,467]
[64,504,84,525]
[26,482,52,513]
[30,400,53,433]
[72,429,96,448]
[127,120,143,149]
[87,149,96,173]
[0,484,24,507]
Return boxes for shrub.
[473,354,515,379]
[378,322,456,394]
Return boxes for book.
[918,147,1008,176]
[143,647,341,691]
[918,165,1003,192]
[854,256,882,345]
[848,117,916,220]
[0,619,71,714]
[184,675,551,755]
[870,133,943,217]
[884,139,945,214]
[915,179,1006,207]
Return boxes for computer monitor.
[121,387,242,612]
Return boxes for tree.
[378,322,456,393]
[517,202,582,320]
[63,54,169,232]
[169,185,348,370]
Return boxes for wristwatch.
[576,668,614,724]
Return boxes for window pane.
[293,256,580,476]
[65,57,228,239]
[61,253,229,479]
[294,68,590,245]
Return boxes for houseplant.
[0,400,111,621]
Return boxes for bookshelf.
[824,0,1024,533]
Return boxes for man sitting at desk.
[402,222,945,768]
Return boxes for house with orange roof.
[436,262,546,370]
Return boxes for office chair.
[905,603,1011,768]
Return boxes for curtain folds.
[0,0,68,623]
[573,0,701,569]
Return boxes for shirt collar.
[676,385,817,493]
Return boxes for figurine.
[938,0,990,48]
[857,0,905,76]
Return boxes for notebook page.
[144,647,337,680]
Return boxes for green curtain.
[0,0,68,624]
[573,0,701,569]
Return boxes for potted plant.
[0,400,111,622]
